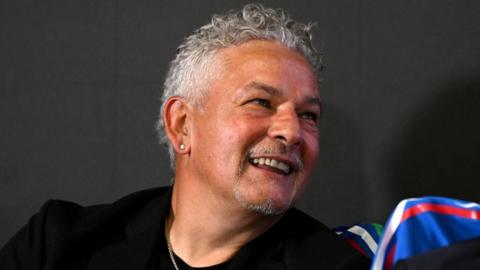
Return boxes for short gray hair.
[156,3,322,169]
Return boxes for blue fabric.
[371,196,480,270]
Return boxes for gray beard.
[233,145,298,216]
[233,187,284,216]
[242,201,279,216]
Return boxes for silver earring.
[179,144,185,150]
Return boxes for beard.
[232,143,305,216]
[233,186,282,216]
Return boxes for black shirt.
[0,187,370,270]
[152,231,231,270]
[154,252,231,270]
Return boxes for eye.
[299,112,319,123]
[249,98,272,109]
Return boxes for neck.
[166,179,282,267]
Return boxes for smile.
[249,157,292,175]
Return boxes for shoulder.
[40,186,171,240]
[275,207,343,245]
[43,187,169,223]
[37,187,169,229]
[275,208,371,269]
[0,187,171,269]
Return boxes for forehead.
[213,40,319,98]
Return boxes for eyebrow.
[244,81,323,111]
[244,81,281,96]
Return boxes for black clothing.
[153,251,231,270]
[152,222,231,270]
[0,187,370,270]
[393,236,480,270]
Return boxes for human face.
[189,40,320,215]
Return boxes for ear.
[163,96,191,154]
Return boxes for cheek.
[230,115,268,139]
[210,117,251,156]
[303,134,320,166]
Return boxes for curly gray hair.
[156,3,322,169]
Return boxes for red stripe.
[345,238,367,256]
[401,203,480,222]
[385,244,396,270]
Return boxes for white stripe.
[347,225,378,253]
[457,202,480,208]
[371,197,480,269]
[371,198,419,270]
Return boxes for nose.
[268,106,303,148]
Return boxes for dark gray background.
[1,0,480,246]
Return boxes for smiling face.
[188,40,320,215]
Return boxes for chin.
[240,199,289,216]
[233,186,296,216]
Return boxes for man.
[0,4,369,269]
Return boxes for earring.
[179,144,185,150]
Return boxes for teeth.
[251,157,291,174]
[277,162,289,173]
[270,159,278,167]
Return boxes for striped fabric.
[334,223,383,259]
[371,197,480,270]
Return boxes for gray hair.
[156,3,322,169]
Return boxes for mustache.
[247,144,304,172]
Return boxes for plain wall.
[1,0,480,246]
